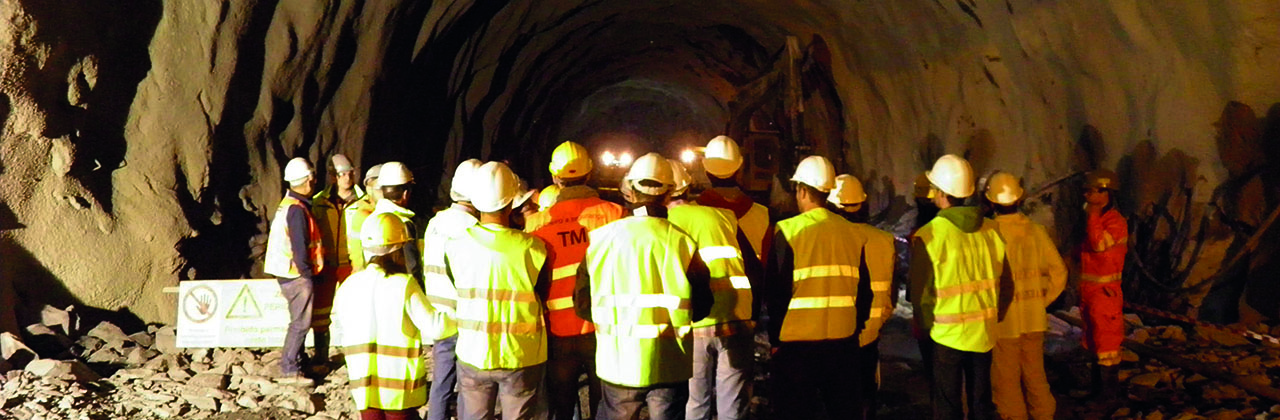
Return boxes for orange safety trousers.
[1079,281,1123,358]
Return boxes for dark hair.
[992,202,1020,215]
[708,173,738,188]
[381,185,410,201]
[559,176,588,187]
[794,182,825,202]
[368,252,407,275]
[942,194,965,207]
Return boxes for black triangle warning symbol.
[225,284,263,319]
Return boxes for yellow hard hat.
[549,141,593,179]
[361,212,410,257]
[624,153,673,196]
[1085,168,1119,191]
[668,158,693,196]
[704,135,743,177]
[828,174,867,205]
[913,173,933,199]
[926,154,975,198]
[985,172,1024,205]
[538,185,561,210]
[790,155,836,192]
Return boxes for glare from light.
[680,149,696,164]
[618,152,634,167]
[601,151,616,166]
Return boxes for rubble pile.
[1108,321,1280,420]
[0,306,361,420]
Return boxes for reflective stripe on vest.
[527,197,624,337]
[856,227,897,346]
[422,206,479,339]
[447,224,547,370]
[331,269,427,410]
[344,197,376,271]
[585,216,697,387]
[264,196,325,278]
[775,208,867,342]
[668,204,753,333]
[917,215,1005,352]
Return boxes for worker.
[1079,168,1128,401]
[985,172,1067,420]
[827,174,897,419]
[330,212,436,420]
[907,154,1011,420]
[264,157,325,386]
[309,154,365,373]
[372,162,424,284]
[665,159,763,420]
[525,141,624,420]
[510,178,539,230]
[907,171,938,386]
[346,164,383,272]
[575,153,713,420]
[696,136,771,262]
[765,156,870,418]
[668,159,695,207]
[538,184,560,212]
[422,158,483,420]
[436,162,551,420]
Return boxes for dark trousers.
[458,362,547,420]
[547,334,601,420]
[932,344,994,420]
[687,332,754,420]
[598,381,688,420]
[361,409,421,420]
[770,338,861,419]
[429,334,460,420]
[857,340,881,420]
[277,276,314,374]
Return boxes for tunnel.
[0,0,1279,415]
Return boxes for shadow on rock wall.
[0,236,145,337]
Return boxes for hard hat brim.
[704,158,742,177]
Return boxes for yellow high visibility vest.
[446,223,548,370]
[584,216,697,387]
[422,205,479,340]
[853,224,896,346]
[344,196,377,271]
[775,208,866,342]
[264,195,325,278]
[992,214,1067,339]
[668,204,753,335]
[740,204,770,261]
[313,185,365,267]
[916,216,1006,352]
[330,264,432,410]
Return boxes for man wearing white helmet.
[345,163,384,272]
[442,161,551,420]
[264,157,325,385]
[422,158,483,420]
[984,172,1066,420]
[696,136,771,262]
[765,156,871,418]
[664,157,763,420]
[907,154,1012,420]
[309,154,365,373]
[575,153,713,420]
[828,174,898,419]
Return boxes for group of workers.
[262,135,1129,420]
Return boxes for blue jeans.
[598,381,688,420]
[278,276,314,374]
[686,332,753,420]
[429,334,459,420]
[458,362,547,420]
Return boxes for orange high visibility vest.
[526,195,624,336]
[265,195,325,278]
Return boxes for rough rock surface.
[0,1,1277,324]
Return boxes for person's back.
[771,208,868,343]
[332,264,432,410]
[914,208,1006,352]
[992,213,1066,338]
[525,186,624,336]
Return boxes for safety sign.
[176,279,313,348]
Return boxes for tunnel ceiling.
[0,0,1277,325]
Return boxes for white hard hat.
[450,159,483,202]
[624,153,673,196]
[470,162,519,213]
[704,135,743,177]
[668,158,693,196]
[331,154,353,173]
[364,163,382,184]
[283,157,314,184]
[828,174,867,205]
[985,172,1024,205]
[790,155,836,192]
[377,162,413,187]
[511,178,536,209]
[926,154,975,198]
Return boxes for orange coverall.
[1079,207,1128,365]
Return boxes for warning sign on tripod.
[176,279,313,348]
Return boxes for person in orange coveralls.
[1078,168,1127,400]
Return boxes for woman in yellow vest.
[331,212,437,420]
